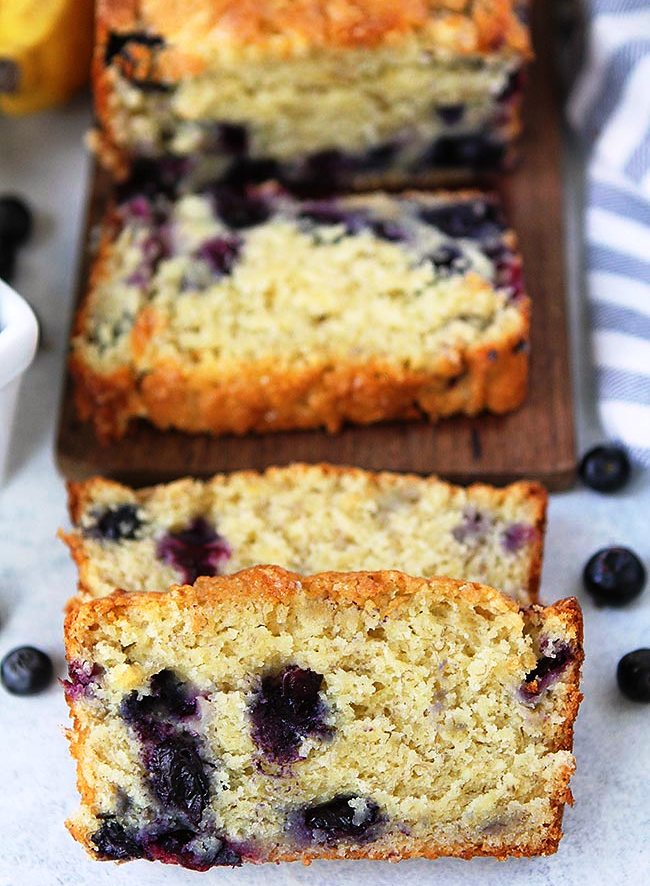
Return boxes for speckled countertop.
[0,102,648,886]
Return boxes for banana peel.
[0,0,94,115]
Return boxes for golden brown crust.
[96,0,531,57]
[71,336,529,443]
[64,566,582,863]
[61,464,547,603]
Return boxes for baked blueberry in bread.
[70,186,529,441]
[64,566,583,868]
[92,0,531,189]
[62,464,546,604]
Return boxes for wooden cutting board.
[56,1,576,490]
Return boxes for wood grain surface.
[57,0,576,490]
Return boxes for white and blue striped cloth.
[569,0,650,466]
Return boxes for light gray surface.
[0,103,648,886]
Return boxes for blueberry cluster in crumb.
[109,183,526,306]
[76,663,384,868]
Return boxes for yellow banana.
[0,0,94,115]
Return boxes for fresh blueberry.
[197,236,241,275]
[156,518,231,584]
[250,665,331,763]
[520,639,573,703]
[215,189,270,229]
[436,104,465,125]
[579,445,631,493]
[92,818,143,860]
[0,243,16,282]
[583,547,646,607]
[300,795,381,844]
[1,646,53,695]
[146,737,210,824]
[91,504,143,541]
[617,649,650,702]
[0,195,33,246]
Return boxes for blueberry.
[451,507,492,544]
[359,143,398,171]
[370,219,405,242]
[300,795,381,844]
[424,134,506,170]
[117,157,188,202]
[0,195,33,246]
[579,445,631,493]
[121,669,198,730]
[0,243,16,282]
[104,31,165,66]
[502,522,537,553]
[91,504,143,541]
[250,665,331,763]
[197,236,241,275]
[223,158,281,187]
[92,819,143,860]
[1,646,53,695]
[299,204,362,233]
[436,104,465,125]
[300,149,352,187]
[617,649,650,702]
[583,547,646,607]
[146,737,210,824]
[215,189,270,229]
[429,244,465,272]
[143,828,241,870]
[520,639,573,702]
[216,123,248,155]
[156,518,231,584]
[419,199,505,242]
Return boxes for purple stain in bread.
[370,219,406,243]
[452,507,493,544]
[196,235,241,276]
[502,523,537,553]
[156,518,231,584]
[250,665,332,764]
[299,203,366,234]
[141,827,243,869]
[520,639,574,703]
[63,660,104,700]
[120,195,154,224]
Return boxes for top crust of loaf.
[65,565,582,658]
[97,0,531,61]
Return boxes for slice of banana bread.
[62,464,547,604]
[64,566,583,869]
[70,185,530,441]
[92,0,530,188]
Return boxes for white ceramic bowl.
[0,279,39,481]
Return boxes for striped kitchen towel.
[568,0,650,466]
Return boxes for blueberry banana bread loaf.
[70,186,530,441]
[64,566,583,869]
[62,464,547,604]
[92,0,531,189]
